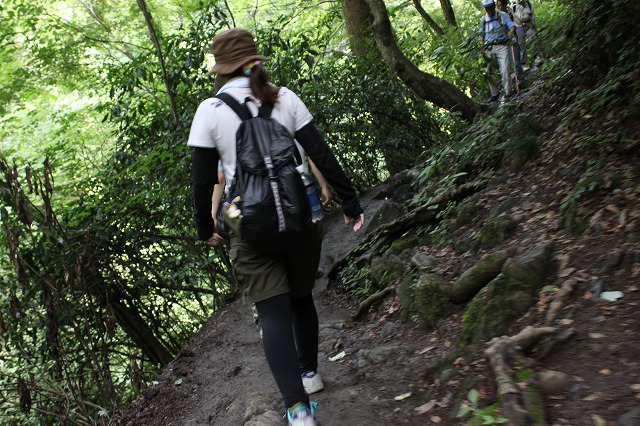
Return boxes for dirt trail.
[115,97,640,425]
[116,185,437,425]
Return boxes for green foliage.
[419,9,491,100]
[457,389,509,425]
[339,262,375,298]
[0,3,235,424]
[412,108,541,210]
[538,0,640,127]
[427,199,460,248]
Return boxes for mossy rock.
[449,249,514,304]
[474,215,517,250]
[398,273,417,322]
[455,193,481,228]
[460,243,554,344]
[414,272,453,329]
[385,232,424,256]
[368,253,405,288]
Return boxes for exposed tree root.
[484,326,559,425]
[329,180,488,280]
[351,287,395,320]
[544,278,578,326]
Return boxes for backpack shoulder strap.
[258,101,275,119]
[215,93,252,121]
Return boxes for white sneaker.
[301,370,324,394]
[287,401,317,426]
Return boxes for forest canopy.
[2,0,637,423]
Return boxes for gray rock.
[411,252,437,269]
[242,394,278,423]
[244,410,282,426]
[491,196,520,217]
[364,201,406,234]
[455,194,481,227]
[439,368,454,382]
[534,370,571,394]
[618,406,640,426]
[357,345,403,365]
[380,321,397,340]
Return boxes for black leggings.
[255,292,319,408]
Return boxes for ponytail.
[248,63,279,104]
[221,61,280,104]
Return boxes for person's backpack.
[484,11,507,39]
[215,92,311,252]
[513,0,532,23]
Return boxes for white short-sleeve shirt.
[187,77,314,184]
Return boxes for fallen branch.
[351,287,395,320]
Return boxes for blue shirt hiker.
[478,0,517,102]
[479,9,515,45]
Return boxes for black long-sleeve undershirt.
[294,123,363,219]
[191,147,219,241]
[191,122,363,241]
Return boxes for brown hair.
[222,64,279,104]
[249,65,279,104]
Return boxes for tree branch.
[136,0,187,140]
[412,0,445,35]
[364,0,484,121]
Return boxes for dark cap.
[207,28,269,75]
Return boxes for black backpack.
[215,93,311,252]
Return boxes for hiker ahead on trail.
[479,0,516,102]
[188,28,365,426]
[510,0,537,73]
[497,0,525,85]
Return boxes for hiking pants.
[515,24,534,67]
[485,44,513,98]
[510,43,524,82]
[255,292,319,408]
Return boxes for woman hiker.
[187,28,365,426]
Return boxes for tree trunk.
[364,0,483,121]
[412,0,445,35]
[341,0,377,55]
[108,287,174,366]
[439,0,458,27]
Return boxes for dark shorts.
[229,224,323,303]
